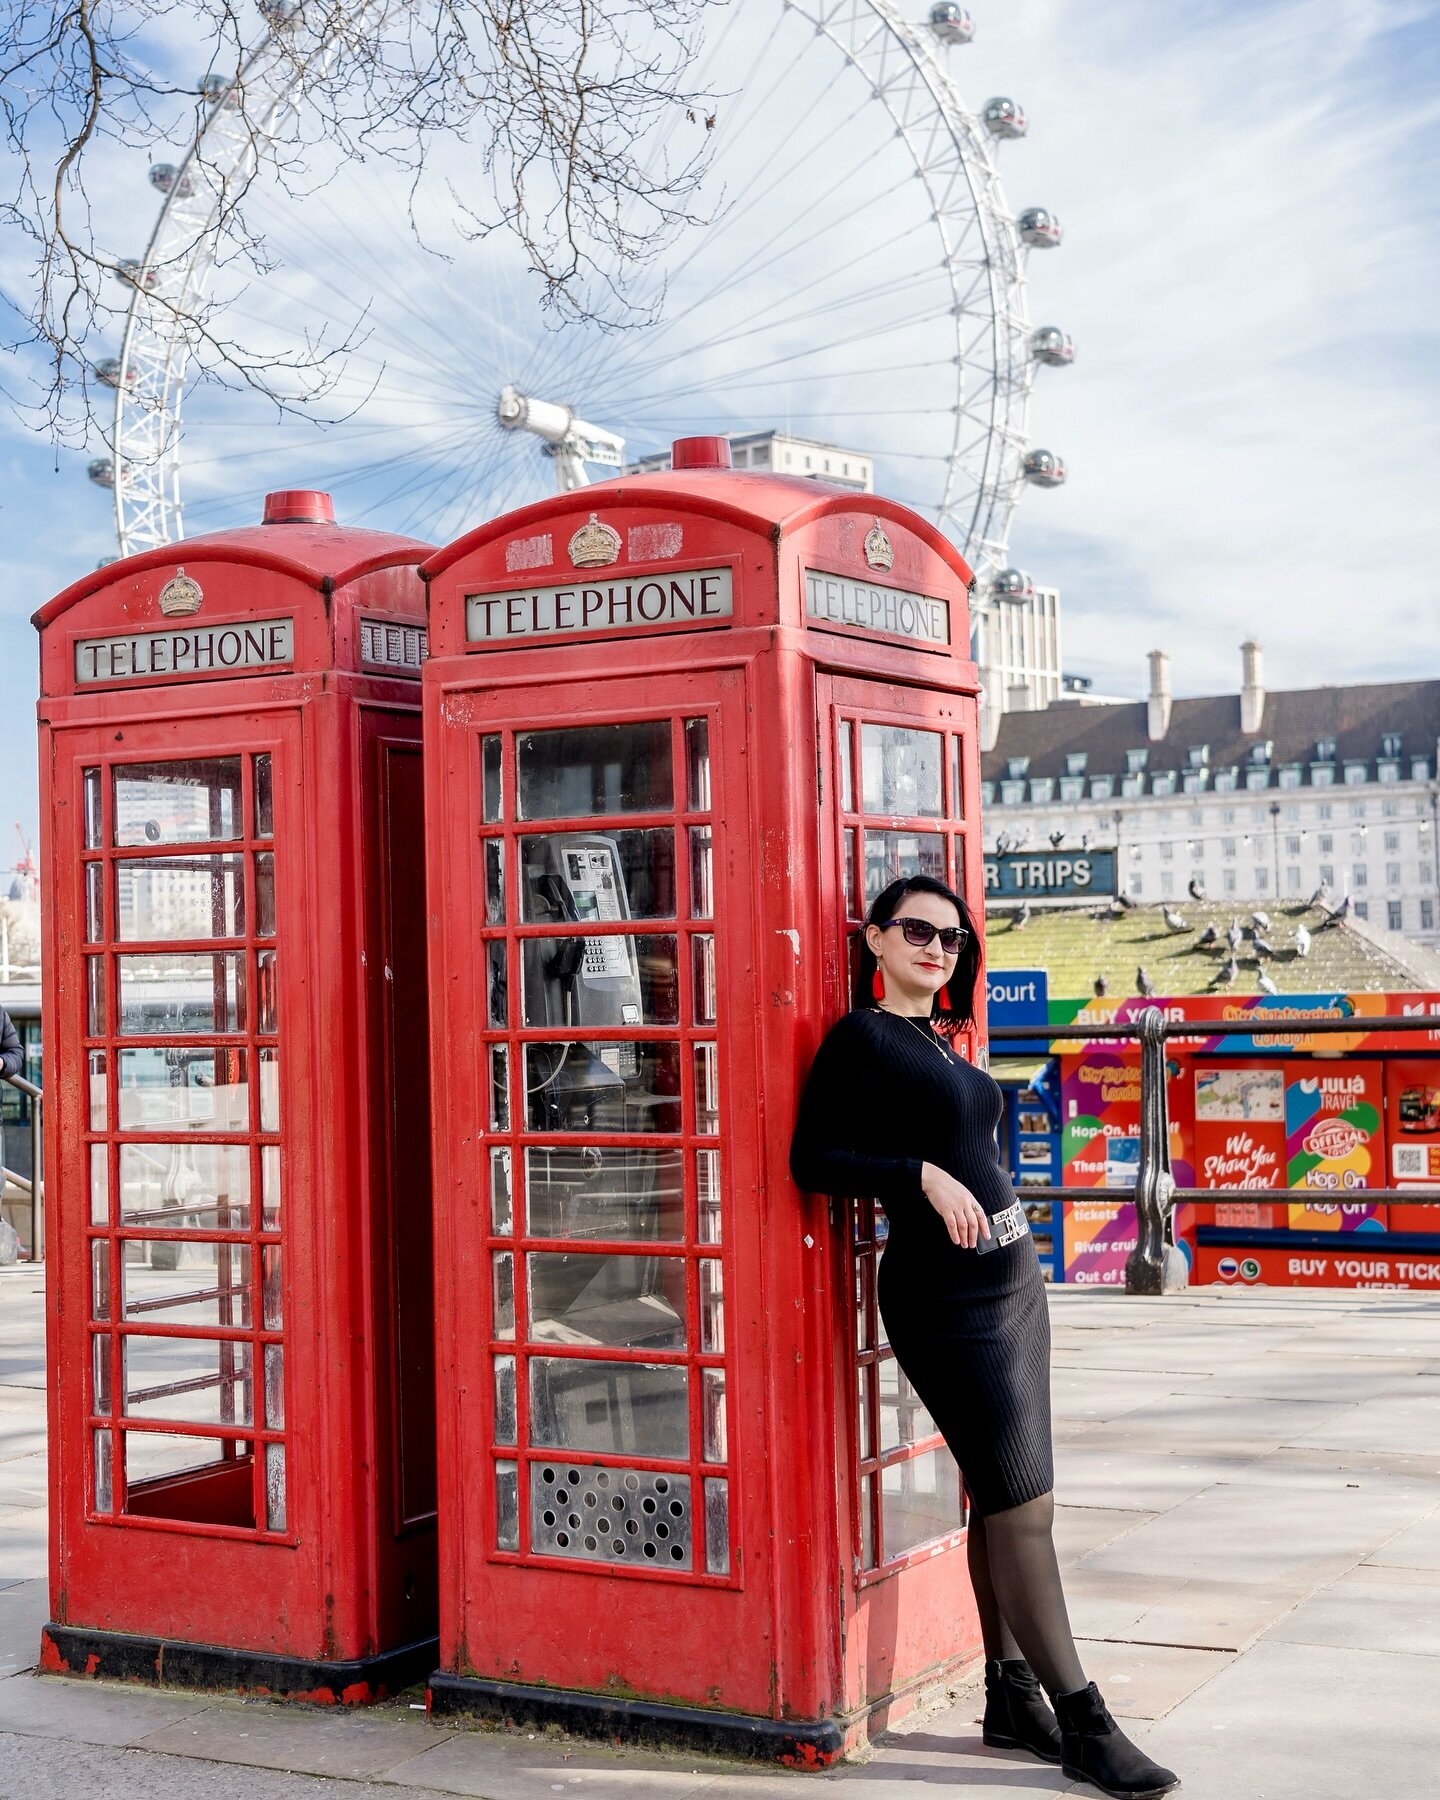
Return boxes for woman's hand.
[920,1163,993,1249]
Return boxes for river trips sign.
[984,848,1117,901]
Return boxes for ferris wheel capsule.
[149,162,193,198]
[1030,326,1074,366]
[258,0,303,26]
[87,458,116,489]
[990,568,1035,603]
[199,73,241,108]
[94,358,133,389]
[1018,207,1063,248]
[1022,449,1066,488]
[113,258,157,291]
[982,97,1028,139]
[927,4,975,46]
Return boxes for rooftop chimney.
[1147,648,1172,741]
[1007,681,1031,715]
[1241,640,1264,734]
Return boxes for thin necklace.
[871,1004,952,1062]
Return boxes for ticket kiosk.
[421,441,984,1760]
[35,492,439,1700]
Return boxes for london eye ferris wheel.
[92,1,1072,610]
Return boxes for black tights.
[966,1491,1086,1699]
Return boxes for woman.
[790,875,1178,1800]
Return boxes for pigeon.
[1213,956,1239,986]
[995,832,1012,855]
[1136,965,1156,997]
[1049,829,1066,848]
[1253,934,1276,959]
[1196,924,1218,949]
[1252,910,1272,931]
[1012,900,1031,929]
[1294,924,1312,957]
[1308,882,1330,909]
[1116,889,1137,910]
[1226,918,1242,952]
[1162,907,1189,932]
[1093,975,1108,998]
[1188,877,1207,901]
[1322,893,1352,928]
[1258,971,1279,996]
[1080,831,1092,851]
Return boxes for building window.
[1311,764,1335,787]
[1187,745,1209,768]
[1351,831,1367,854]
[1030,778,1054,804]
[1422,899,1435,932]
[1065,752,1088,777]
[1125,748,1149,775]
[1287,866,1303,892]
[1383,800,1399,818]
[1421,861,1434,885]
[1350,800,1368,819]
[1278,765,1302,789]
[1319,863,1334,887]
[980,782,995,807]
[1319,834,1334,854]
[1353,900,1368,919]
[1382,733,1402,758]
[1378,761,1400,784]
[1283,804,1301,822]
[1387,863,1402,887]
[1388,901,1404,932]
[1221,808,1236,824]
[1385,830,1401,853]
[1059,776,1085,802]
[1152,772,1176,797]
[1286,835,1302,856]
[1221,838,1236,859]
[1315,737,1337,760]
[1091,775,1114,800]
[1161,871,1175,897]
[1159,841,1174,862]
[1130,873,1143,896]
[1121,774,1145,798]
[1190,840,1204,862]
[1188,809,1204,827]
[1007,756,1030,780]
[1223,869,1237,894]
[1255,867,1269,892]
[1354,865,1368,888]
[1245,768,1271,791]
[1213,768,1237,792]
[1344,762,1367,785]
[1001,780,1025,805]
[1317,803,1333,821]
[1412,759,1431,782]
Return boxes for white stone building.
[627,429,874,492]
[981,644,1440,948]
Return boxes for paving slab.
[1061,1392,1353,1453]
[1195,1354,1426,1403]
[1288,1388,1440,1456]
[1363,1505,1440,1569]
[386,1726,738,1798]
[0,1669,213,1744]
[1071,1638,1233,1720]
[0,1577,48,1677]
[135,1696,454,1779]
[1052,1446,1253,1513]
[1266,1561,1440,1656]
[0,1732,420,1800]
[0,1451,49,1509]
[0,1503,48,1582]
[1048,1367,1213,1426]
[1053,1504,1152,1567]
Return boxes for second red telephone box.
[421,440,985,1760]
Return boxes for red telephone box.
[421,440,984,1761]
[35,491,440,1700]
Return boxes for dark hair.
[855,874,982,1032]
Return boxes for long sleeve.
[0,1012,22,1080]
[789,1016,925,1206]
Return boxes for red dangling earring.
[872,966,886,1001]
[937,984,952,1013]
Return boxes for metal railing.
[1,1072,43,1263]
[990,1010,1440,1295]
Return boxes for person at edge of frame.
[790,873,1180,1800]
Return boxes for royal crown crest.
[863,519,894,572]
[568,513,622,569]
[158,568,203,617]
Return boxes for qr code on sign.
[1394,1146,1426,1179]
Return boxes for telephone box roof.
[35,499,431,629]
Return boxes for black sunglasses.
[879,916,970,954]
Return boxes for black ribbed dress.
[789,1007,1053,1516]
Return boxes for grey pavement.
[2,1266,1439,1797]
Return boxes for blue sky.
[2,0,1438,876]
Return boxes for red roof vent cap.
[670,436,732,472]
[263,489,335,525]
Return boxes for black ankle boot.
[981,1658,1062,1763]
[1054,1682,1179,1799]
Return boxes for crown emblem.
[158,568,203,617]
[863,519,894,572]
[567,513,621,569]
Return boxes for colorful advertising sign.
[1284,1062,1386,1229]
[1197,1243,1440,1291]
[1384,1058,1440,1233]
[1047,992,1440,1056]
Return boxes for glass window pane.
[113,759,242,847]
[264,1344,285,1429]
[950,734,965,819]
[528,1252,685,1349]
[254,753,273,839]
[257,949,278,1034]
[685,718,711,812]
[123,1336,254,1427]
[254,852,276,936]
[881,1448,964,1563]
[693,1042,720,1136]
[879,1355,939,1452]
[702,1366,727,1463]
[117,953,244,1035]
[492,1252,516,1340]
[528,1357,689,1458]
[838,720,854,813]
[482,735,503,823]
[495,1460,519,1551]
[860,1473,878,1570]
[491,1147,513,1234]
[90,1144,108,1225]
[266,1441,286,1532]
[842,827,858,919]
[484,838,505,924]
[525,1145,683,1241]
[93,1335,112,1416]
[94,1427,113,1509]
[857,1362,874,1463]
[124,1430,234,1489]
[854,1253,872,1353]
[115,855,244,941]
[704,1476,729,1575]
[860,725,943,818]
[697,1150,722,1244]
[699,1259,724,1354]
[121,1241,253,1329]
[522,933,678,1029]
[688,826,712,919]
[85,861,103,942]
[523,1042,682,1135]
[84,767,103,849]
[493,1354,517,1445]
[488,940,507,1028]
[91,1240,110,1320]
[691,932,718,1028]
[88,1050,108,1130]
[117,1047,248,1132]
[119,1142,251,1230]
[520,830,676,922]
[262,1245,283,1329]
[518,722,673,820]
[262,1146,281,1229]
[864,830,945,902]
[489,1044,511,1131]
[87,956,106,1035]
[259,1048,279,1132]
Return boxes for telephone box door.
[817,672,985,1711]
[432,668,780,1710]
